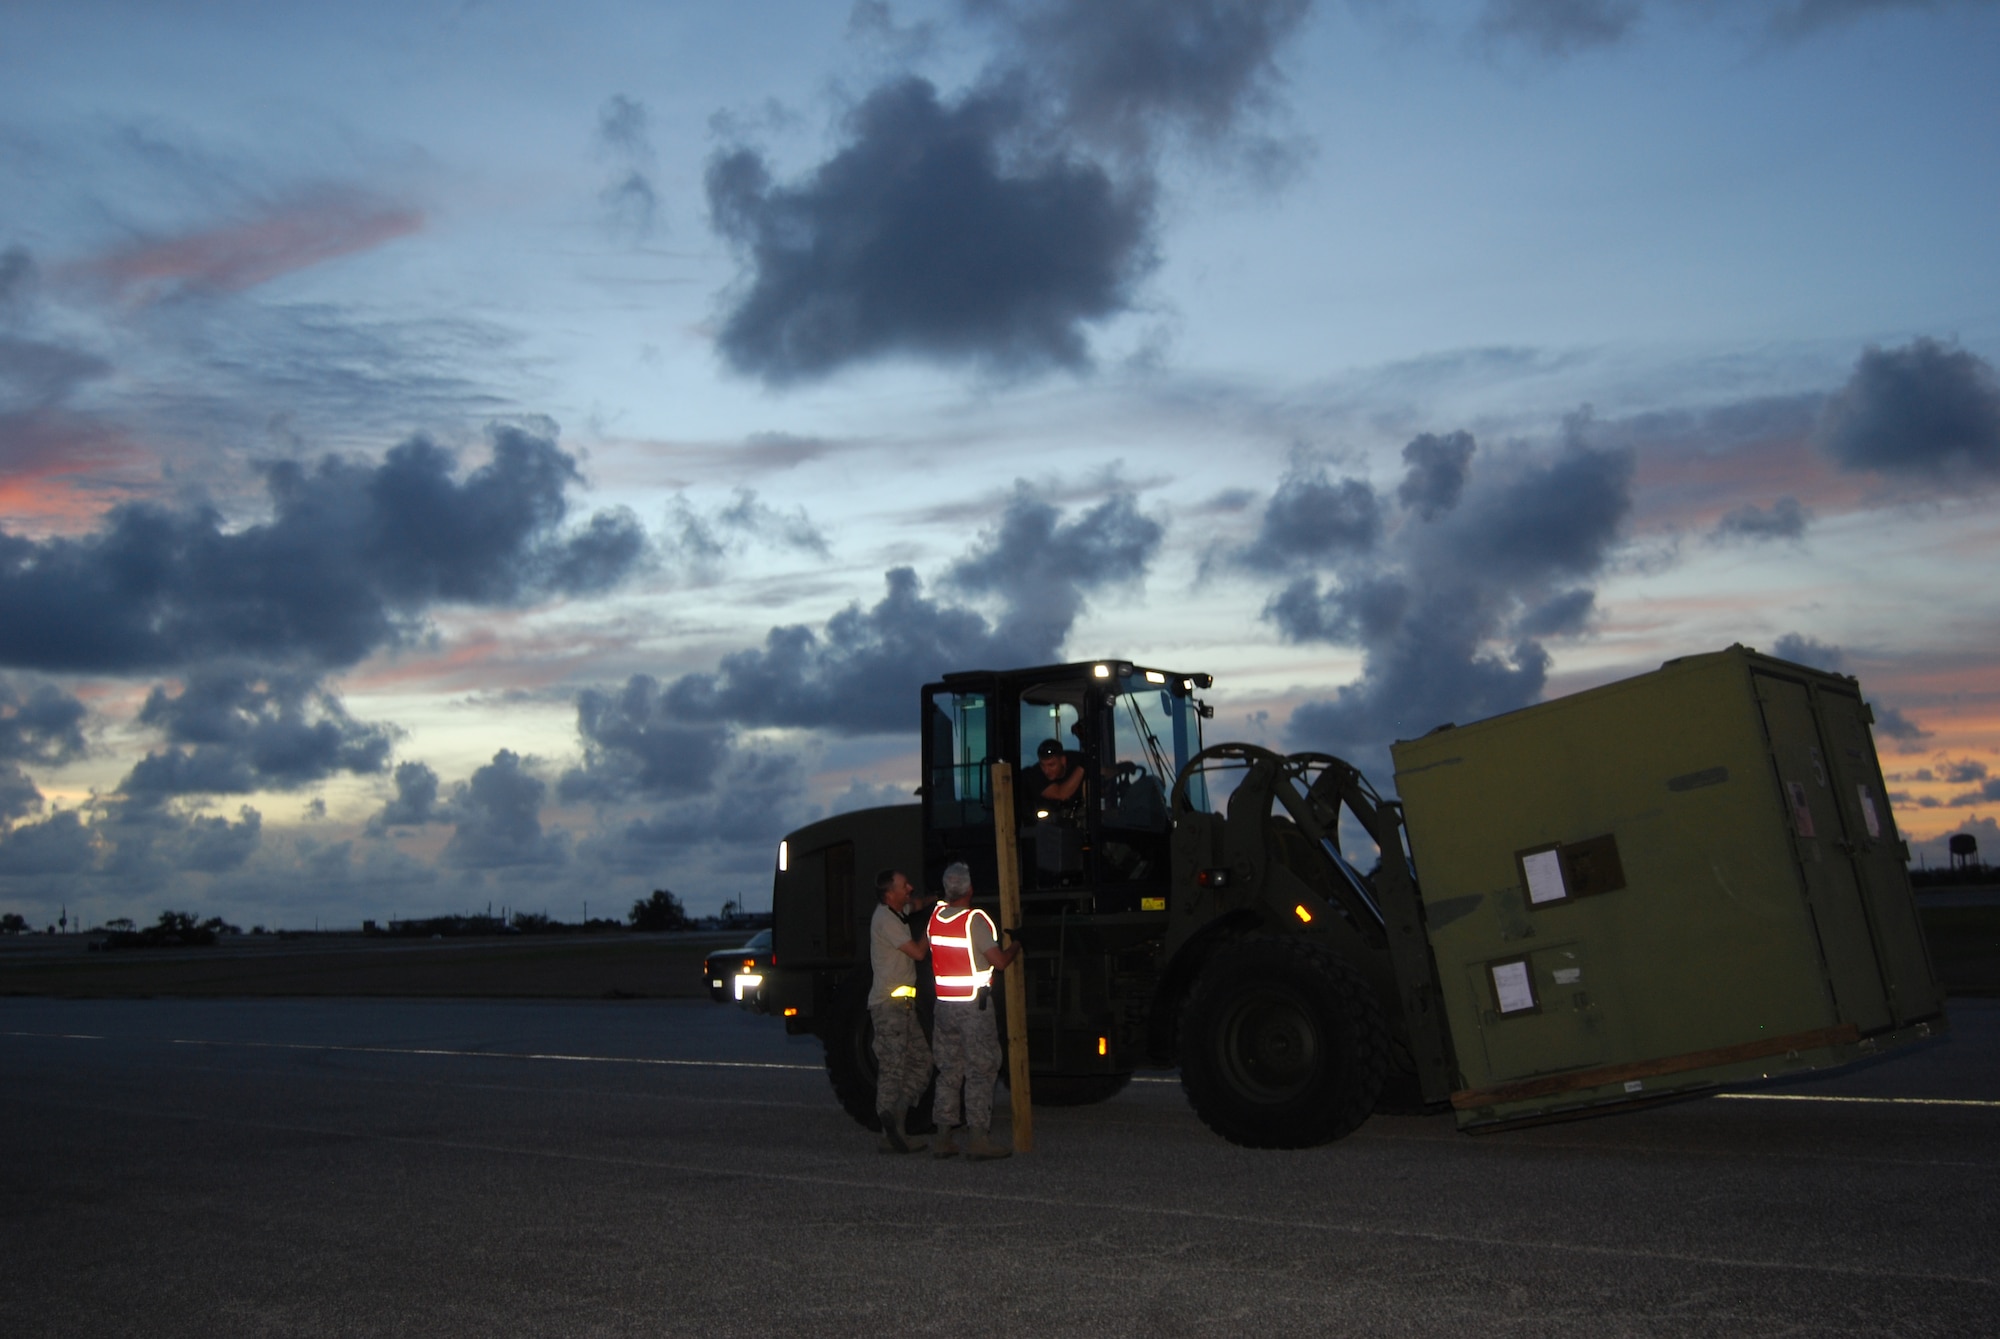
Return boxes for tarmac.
[5,994,1997,1336]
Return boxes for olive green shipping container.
[1391,645,1947,1130]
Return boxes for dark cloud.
[1713,496,1808,543]
[1772,632,1844,672]
[1948,779,2000,808]
[176,806,264,873]
[0,424,648,672]
[559,677,734,802]
[0,810,95,877]
[708,77,1156,383]
[366,761,442,836]
[0,679,88,767]
[0,245,33,313]
[1272,427,1635,773]
[1815,337,2000,480]
[1395,430,1475,522]
[0,678,89,823]
[656,487,1160,733]
[119,668,392,801]
[708,1,1319,383]
[970,0,1312,158]
[944,486,1163,654]
[442,750,569,869]
[1230,462,1382,574]
[1873,706,1929,742]
[0,766,39,823]
[1479,0,1642,55]
[1940,758,1989,784]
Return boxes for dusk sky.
[2,0,1996,930]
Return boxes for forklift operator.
[1034,738,1085,820]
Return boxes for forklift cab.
[921,660,1212,916]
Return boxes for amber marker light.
[1294,903,1314,924]
[783,1007,798,1017]
[1097,1036,1108,1056]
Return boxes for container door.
[1753,673,1893,1033]
[1814,690,1946,1024]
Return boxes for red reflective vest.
[927,903,995,1002]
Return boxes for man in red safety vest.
[926,861,1020,1160]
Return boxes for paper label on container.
[1521,848,1569,905]
[1786,781,1816,838]
[1491,960,1536,1014]
[1858,786,1881,839]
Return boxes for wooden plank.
[992,760,1033,1152]
[1450,1022,1862,1110]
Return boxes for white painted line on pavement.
[2,1030,104,1039]
[168,1037,822,1071]
[1716,1092,2000,1109]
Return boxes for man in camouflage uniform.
[927,862,1020,1161]
[868,868,931,1153]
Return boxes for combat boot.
[964,1127,1012,1161]
[931,1125,960,1158]
[877,1110,919,1154]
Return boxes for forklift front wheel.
[1178,936,1388,1148]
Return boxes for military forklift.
[758,648,1947,1147]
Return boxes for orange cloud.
[1629,431,1867,533]
[0,413,154,532]
[78,192,423,304]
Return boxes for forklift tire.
[820,972,937,1133]
[1178,935,1388,1148]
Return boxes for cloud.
[0,678,88,767]
[1947,779,2000,807]
[0,245,32,313]
[559,676,734,802]
[0,678,89,822]
[706,1,1317,383]
[118,668,393,802]
[1940,758,1989,784]
[970,0,1312,160]
[1772,632,1844,672]
[1771,0,2000,40]
[77,189,423,305]
[1228,458,1383,574]
[366,760,442,836]
[0,810,97,877]
[654,485,1161,733]
[442,750,569,869]
[658,488,830,582]
[707,77,1156,383]
[1873,706,1929,741]
[597,96,661,240]
[1478,0,1643,56]
[1815,337,2000,481]
[1474,0,1989,56]
[1713,496,1808,543]
[0,423,648,672]
[1395,430,1475,522]
[1270,422,1635,772]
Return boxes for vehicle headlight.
[733,973,764,1000]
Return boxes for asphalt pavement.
[4,995,1996,1337]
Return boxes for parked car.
[703,929,773,1005]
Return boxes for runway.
[4,995,1995,1336]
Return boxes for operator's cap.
[1036,738,1064,759]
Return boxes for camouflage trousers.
[931,997,1001,1131]
[870,998,932,1117]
